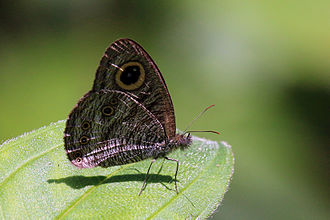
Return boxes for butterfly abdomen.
[98,142,164,167]
[100,134,192,167]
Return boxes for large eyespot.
[79,135,90,145]
[81,121,91,130]
[101,105,114,116]
[115,62,145,90]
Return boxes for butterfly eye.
[115,62,145,90]
[102,105,114,116]
[79,135,90,145]
[81,121,91,130]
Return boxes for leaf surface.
[0,121,234,219]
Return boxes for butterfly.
[64,38,193,195]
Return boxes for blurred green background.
[0,0,329,219]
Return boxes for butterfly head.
[172,133,192,150]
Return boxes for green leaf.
[0,120,234,219]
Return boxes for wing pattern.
[64,90,167,168]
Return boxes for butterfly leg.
[139,159,156,196]
[164,156,179,194]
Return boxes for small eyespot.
[110,97,118,105]
[102,105,114,116]
[71,151,82,163]
[74,151,82,158]
[81,121,91,130]
[79,135,90,145]
[115,62,145,90]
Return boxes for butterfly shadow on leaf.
[47,173,175,190]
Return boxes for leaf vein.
[147,141,219,219]
[57,163,134,219]
[0,143,63,186]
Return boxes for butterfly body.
[64,39,191,173]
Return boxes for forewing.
[92,39,176,138]
[64,90,166,168]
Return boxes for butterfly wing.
[92,39,176,139]
[64,90,167,168]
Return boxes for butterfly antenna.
[183,104,217,134]
[186,130,220,135]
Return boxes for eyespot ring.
[79,135,90,145]
[81,121,91,130]
[115,62,145,90]
[101,105,114,116]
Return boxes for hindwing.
[64,90,166,168]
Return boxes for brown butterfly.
[64,39,193,195]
